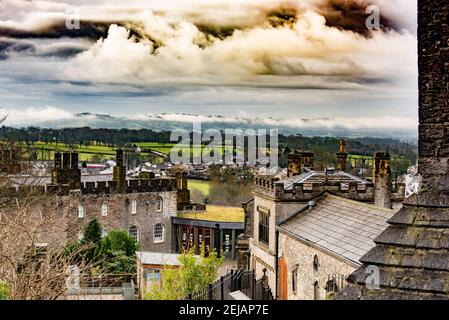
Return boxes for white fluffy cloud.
[60,1,416,89]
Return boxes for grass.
[188,179,210,196]
[29,141,235,161]
[177,205,244,223]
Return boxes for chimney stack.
[287,150,301,177]
[336,139,348,171]
[373,151,392,209]
[113,149,126,192]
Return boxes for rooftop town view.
[0,0,448,310]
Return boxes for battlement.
[41,178,177,196]
[254,175,406,203]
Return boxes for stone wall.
[13,190,178,253]
[418,0,449,191]
[278,232,356,300]
[68,191,177,252]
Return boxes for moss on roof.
[177,205,244,223]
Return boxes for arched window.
[153,223,165,243]
[78,231,84,241]
[313,255,319,272]
[292,264,299,295]
[129,226,140,242]
[156,197,163,212]
[78,204,85,218]
[101,229,109,238]
[131,200,137,215]
[325,280,339,294]
[101,202,108,216]
[313,281,319,300]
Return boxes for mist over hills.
[1,111,417,140]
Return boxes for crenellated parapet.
[39,178,178,196]
[254,176,379,202]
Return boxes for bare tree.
[0,140,101,300]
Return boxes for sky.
[0,0,418,136]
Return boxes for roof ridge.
[324,193,394,213]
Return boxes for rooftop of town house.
[6,174,114,187]
[136,252,182,266]
[276,169,371,191]
[177,205,244,223]
[277,192,395,265]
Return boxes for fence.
[187,270,274,301]
[80,273,136,288]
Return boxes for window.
[313,255,319,272]
[292,264,299,295]
[131,200,137,215]
[129,226,140,242]
[101,202,108,216]
[154,223,165,243]
[325,280,339,294]
[156,197,163,212]
[101,229,108,238]
[258,209,270,245]
[313,281,319,300]
[78,231,84,241]
[146,270,161,292]
[77,204,85,218]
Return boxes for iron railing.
[187,270,274,301]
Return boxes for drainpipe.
[215,223,221,258]
[275,229,279,300]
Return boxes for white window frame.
[101,202,108,216]
[153,223,165,243]
[78,204,85,219]
[131,199,137,215]
[156,197,163,212]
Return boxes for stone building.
[247,142,405,295]
[338,1,449,300]
[277,193,394,300]
[3,149,191,253]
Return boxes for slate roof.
[277,193,394,265]
[136,252,182,266]
[277,170,370,191]
[337,190,449,299]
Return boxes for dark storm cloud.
[317,0,399,36]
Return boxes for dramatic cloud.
[0,0,418,136]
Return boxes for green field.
[29,141,234,161]
[188,179,210,196]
